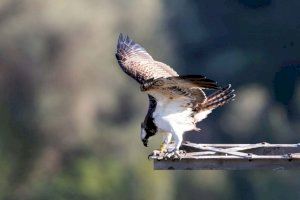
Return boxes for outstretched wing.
[143,75,220,90]
[115,33,178,84]
[141,75,220,105]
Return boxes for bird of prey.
[115,34,235,159]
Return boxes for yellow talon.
[160,143,167,153]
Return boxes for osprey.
[115,34,235,159]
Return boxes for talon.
[178,150,186,156]
[148,152,155,160]
[148,149,166,160]
[164,149,183,160]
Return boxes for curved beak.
[142,139,148,147]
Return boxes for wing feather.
[142,75,220,105]
[115,33,178,84]
[142,75,220,92]
[154,61,178,77]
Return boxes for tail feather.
[201,84,235,111]
[206,84,231,103]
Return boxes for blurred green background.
[0,0,299,199]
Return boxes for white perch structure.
[150,142,300,170]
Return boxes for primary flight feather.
[115,34,235,159]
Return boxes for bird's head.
[141,122,157,147]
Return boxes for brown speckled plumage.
[115,33,178,84]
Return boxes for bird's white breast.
[152,97,195,133]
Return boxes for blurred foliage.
[0,0,299,199]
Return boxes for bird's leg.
[164,132,185,160]
[160,132,172,153]
[149,132,172,159]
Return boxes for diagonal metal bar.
[184,142,268,157]
[184,143,252,158]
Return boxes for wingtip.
[118,33,123,42]
[125,35,130,43]
[117,33,123,49]
[117,33,132,41]
[117,33,128,44]
[117,33,135,48]
[116,33,149,58]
